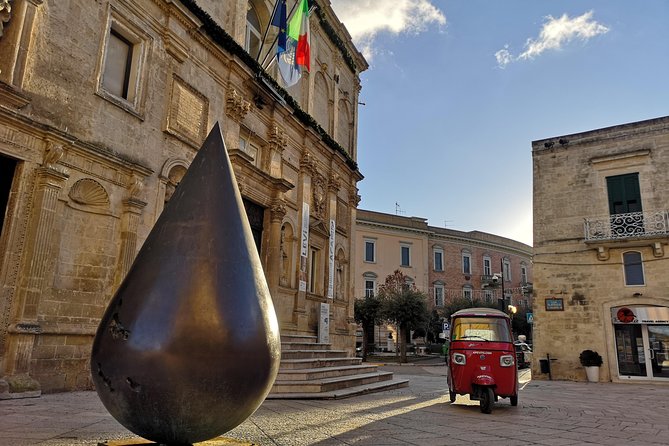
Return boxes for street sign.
[442,322,450,331]
[527,313,534,324]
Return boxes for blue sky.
[329,1,669,246]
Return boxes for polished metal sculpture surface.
[91,123,281,445]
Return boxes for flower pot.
[585,366,600,382]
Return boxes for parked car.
[514,341,532,369]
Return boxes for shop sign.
[611,306,669,324]
[545,298,564,311]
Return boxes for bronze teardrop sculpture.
[91,123,281,445]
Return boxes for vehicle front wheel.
[480,387,494,414]
[510,394,518,406]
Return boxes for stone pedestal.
[99,437,253,446]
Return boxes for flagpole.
[256,0,281,62]
[260,0,300,70]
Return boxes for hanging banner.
[327,219,336,299]
[298,202,309,292]
[318,302,330,344]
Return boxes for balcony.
[584,210,669,241]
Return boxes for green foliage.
[579,349,603,367]
[377,270,430,363]
[354,295,382,326]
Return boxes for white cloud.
[330,0,446,60]
[496,11,609,68]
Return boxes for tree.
[377,270,429,363]
[353,294,381,361]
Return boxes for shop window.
[623,251,645,286]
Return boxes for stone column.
[294,151,315,323]
[115,176,147,287]
[266,199,286,298]
[3,143,68,393]
[325,173,340,300]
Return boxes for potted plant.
[579,349,603,382]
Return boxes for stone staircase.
[267,334,409,399]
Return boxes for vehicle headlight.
[500,354,514,367]
[452,353,466,365]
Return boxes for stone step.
[276,364,379,381]
[281,342,331,351]
[280,334,318,344]
[279,357,363,370]
[280,349,349,360]
[266,378,409,400]
[271,371,394,394]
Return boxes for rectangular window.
[364,280,375,297]
[308,247,320,294]
[463,287,472,301]
[483,257,491,276]
[521,265,528,284]
[462,253,471,275]
[97,11,149,116]
[434,286,444,307]
[401,245,411,267]
[623,251,645,286]
[484,290,493,304]
[103,29,133,99]
[434,250,443,271]
[607,173,642,215]
[503,260,511,281]
[364,240,375,263]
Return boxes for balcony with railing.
[584,210,669,242]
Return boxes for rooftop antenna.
[444,220,453,227]
[395,202,405,215]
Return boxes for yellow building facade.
[532,116,669,383]
[0,0,367,396]
[354,209,533,348]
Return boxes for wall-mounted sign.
[545,298,564,311]
[612,306,669,324]
[526,313,534,323]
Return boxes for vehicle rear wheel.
[449,390,456,403]
[510,394,518,406]
[480,387,494,414]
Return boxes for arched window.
[313,73,330,132]
[623,251,644,286]
[245,4,262,58]
[336,100,351,153]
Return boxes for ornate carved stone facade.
[0,0,367,395]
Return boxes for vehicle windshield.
[451,317,512,342]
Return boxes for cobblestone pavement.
[2,362,669,446]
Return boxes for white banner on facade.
[298,202,310,292]
[318,302,330,344]
[327,219,336,299]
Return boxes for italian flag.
[287,0,310,71]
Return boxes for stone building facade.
[0,0,367,395]
[354,209,533,347]
[532,116,669,383]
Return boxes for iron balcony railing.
[584,210,669,241]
